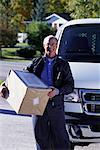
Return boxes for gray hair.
[43,35,57,45]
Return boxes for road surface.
[0,60,29,80]
[0,97,37,150]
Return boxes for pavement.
[1,98,100,150]
[0,97,37,150]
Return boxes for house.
[45,13,71,30]
[17,33,28,43]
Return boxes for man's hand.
[48,88,59,99]
[0,86,9,99]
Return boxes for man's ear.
[43,43,46,49]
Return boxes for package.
[6,70,51,115]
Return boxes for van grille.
[84,93,100,101]
[80,89,100,116]
[87,104,100,113]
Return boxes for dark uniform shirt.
[41,57,54,86]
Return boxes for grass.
[1,42,41,62]
[0,80,3,85]
[2,47,19,56]
[34,50,41,57]
[16,42,29,47]
[1,43,31,62]
[1,47,26,60]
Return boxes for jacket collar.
[42,55,58,63]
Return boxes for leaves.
[47,0,100,19]
[0,0,99,33]
[66,0,100,19]
[26,21,56,54]
[33,0,47,21]
[10,0,33,32]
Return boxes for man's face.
[44,38,58,58]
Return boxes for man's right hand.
[0,86,9,99]
[48,87,59,99]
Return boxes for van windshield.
[58,24,100,62]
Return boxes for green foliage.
[0,0,99,52]
[33,0,47,21]
[26,21,56,54]
[0,27,17,47]
[0,0,99,36]
[10,0,33,32]
[47,0,67,13]
[0,0,17,48]
[16,46,36,59]
[1,47,21,59]
[0,80,3,85]
[47,0,99,19]
[0,0,12,29]
[68,0,100,19]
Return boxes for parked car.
[56,18,100,148]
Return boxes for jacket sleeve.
[59,61,74,95]
[26,57,42,73]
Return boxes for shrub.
[26,21,56,54]
[0,28,17,48]
[16,46,36,59]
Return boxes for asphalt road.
[0,60,37,149]
[0,60,29,80]
[0,97,100,150]
[0,97,37,150]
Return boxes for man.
[27,35,74,150]
[0,35,74,150]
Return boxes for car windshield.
[58,24,100,62]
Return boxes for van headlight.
[64,89,80,102]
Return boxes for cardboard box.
[6,70,51,115]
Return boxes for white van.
[56,18,100,146]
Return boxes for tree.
[64,0,100,19]
[47,0,67,13]
[0,0,11,28]
[11,0,33,32]
[46,0,99,19]
[26,21,56,54]
[0,0,17,57]
[33,0,47,21]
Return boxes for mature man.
[0,35,74,150]
[27,35,74,150]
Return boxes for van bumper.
[65,113,100,143]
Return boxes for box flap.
[7,70,27,113]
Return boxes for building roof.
[45,13,71,21]
[56,13,72,21]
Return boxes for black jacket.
[27,56,74,96]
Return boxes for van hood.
[69,62,100,89]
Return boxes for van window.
[58,24,100,62]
